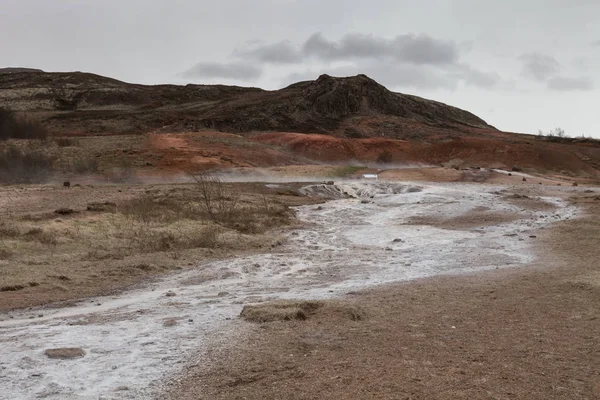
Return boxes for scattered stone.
[325,181,335,185]
[392,238,404,243]
[316,206,323,210]
[522,177,527,182]
[44,348,86,360]
[54,208,75,215]
[217,291,230,297]
[63,181,71,188]
[584,190,594,193]
[529,235,537,238]
[165,291,176,297]
[508,173,512,176]
[115,386,130,392]
[163,318,177,327]
[572,182,579,187]
[512,165,523,172]
[360,200,370,204]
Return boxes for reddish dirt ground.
[250,132,600,179]
[138,131,600,182]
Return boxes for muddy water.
[0,182,578,399]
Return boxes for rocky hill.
[0,71,494,137]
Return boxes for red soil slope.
[250,132,600,178]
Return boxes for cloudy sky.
[2,0,599,137]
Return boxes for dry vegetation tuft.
[44,348,86,360]
[240,300,366,323]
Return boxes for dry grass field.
[0,179,321,310]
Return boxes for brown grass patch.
[240,300,365,323]
[163,318,178,327]
[408,211,519,230]
[44,348,86,359]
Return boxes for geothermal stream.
[0,181,578,399]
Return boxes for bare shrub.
[0,245,13,260]
[0,221,21,238]
[132,225,220,251]
[119,196,195,224]
[54,137,80,147]
[24,228,58,246]
[0,144,55,183]
[376,150,393,164]
[0,108,48,141]
[71,155,99,174]
[190,172,240,226]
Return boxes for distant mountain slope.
[0,67,44,74]
[0,70,494,137]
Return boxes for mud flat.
[0,181,579,399]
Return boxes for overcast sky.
[2,0,599,137]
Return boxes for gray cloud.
[231,33,459,66]
[282,62,504,91]
[547,76,594,91]
[180,62,262,80]
[234,40,302,64]
[519,53,561,81]
[231,32,504,91]
[302,33,458,65]
[452,65,502,88]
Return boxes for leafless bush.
[0,144,55,183]
[376,150,393,164]
[0,244,13,260]
[24,228,58,246]
[0,108,48,140]
[132,225,220,251]
[0,221,21,238]
[54,137,80,147]
[70,155,99,174]
[190,172,240,226]
[119,195,196,223]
